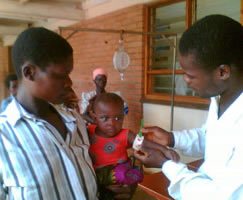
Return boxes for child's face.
[94,101,124,138]
[29,55,73,104]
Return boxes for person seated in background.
[0,27,135,200]
[81,68,128,124]
[88,92,179,200]
[134,15,243,200]
[0,73,18,112]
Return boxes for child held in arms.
[88,92,180,199]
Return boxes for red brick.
[64,5,145,131]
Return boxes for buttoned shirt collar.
[3,97,76,127]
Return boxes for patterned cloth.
[96,161,143,200]
[88,125,143,200]
[88,124,129,169]
[0,98,98,200]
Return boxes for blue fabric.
[0,96,13,112]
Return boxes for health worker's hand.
[133,147,168,168]
[142,126,174,147]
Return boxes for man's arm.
[134,145,243,200]
[162,159,243,200]
[163,119,243,200]
[172,126,206,157]
[0,131,8,200]
[141,125,206,158]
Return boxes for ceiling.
[0,0,158,47]
[1,0,240,47]
[0,0,86,46]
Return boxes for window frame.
[143,0,210,110]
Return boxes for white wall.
[143,103,208,172]
[143,103,208,130]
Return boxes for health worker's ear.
[22,63,37,81]
[216,64,231,81]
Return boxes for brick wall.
[63,4,145,132]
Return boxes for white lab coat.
[162,93,243,200]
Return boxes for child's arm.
[127,130,180,162]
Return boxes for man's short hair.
[179,15,243,71]
[12,27,73,79]
[5,74,17,89]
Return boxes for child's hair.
[93,93,124,112]
[11,27,73,79]
[5,74,17,89]
[179,14,243,71]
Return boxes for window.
[197,0,240,21]
[143,0,241,109]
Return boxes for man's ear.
[22,64,36,81]
[216,64,231,80]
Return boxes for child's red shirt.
[88,124,129,169]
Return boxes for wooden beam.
[1,35,18,47]
[0,25,28,36]
[47,0,83,3]
[0,12,47,22]
[146,0,184,9]
[241,0,243,24]
[19,0,30,5]
[34,19,78,32]
[82,0,156,19]
[0,1,84,21]
[186,0,196,29]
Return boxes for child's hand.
[164,148,180,162]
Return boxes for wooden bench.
[138,159,203,200]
